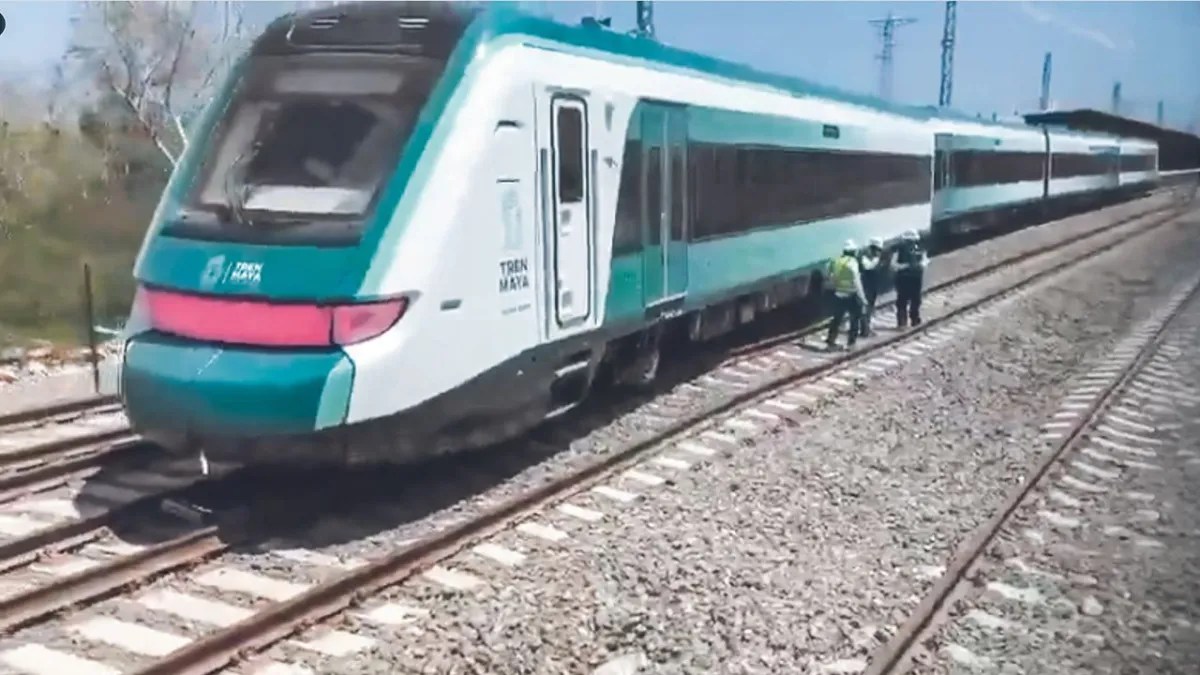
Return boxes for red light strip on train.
[139,287,407,347]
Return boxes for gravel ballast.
[236,209,1200,673]
[912,288,1200,675]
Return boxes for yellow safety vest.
[830,255,858,294]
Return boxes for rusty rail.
[0,395,118,429]
[0,436,146,502]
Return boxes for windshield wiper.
[223,146,255,227]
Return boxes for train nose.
[121,332,356,439]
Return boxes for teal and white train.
[109,1,1174,465]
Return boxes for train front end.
[115,2,480,465]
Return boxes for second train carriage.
[929,115,1050,225]
[1116,136,1160,190]
[105,1,1177,467]
[1045,129,1121,200]
[926,110,1160,233]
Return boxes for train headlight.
[331,298,408,345]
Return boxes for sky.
[0,0,1197,130]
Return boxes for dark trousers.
[826,293,863,347]
[859,275,879,336]
[895,273,923,327]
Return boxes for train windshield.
[179,54,440,244]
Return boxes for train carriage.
[928,116,1049,228]
[1116,136,1159,190]
[109,1,935,466]
[1045,129,1122,200]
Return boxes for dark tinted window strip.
[945,150,1045,188]
[612,139,931,252]
[688,143,931,240]
[1050,152,1118,179]
[1118,154,1156,173]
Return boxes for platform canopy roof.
[1023,108,1198,145]
[1025,108,1200,171]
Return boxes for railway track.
[0,196,1189,674]
[0,396,117,430]
[0,396,137,501]
[863,263,1200,675]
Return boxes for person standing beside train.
[893,230,928,328]
[856,237,884,337]
[824,240,868,351]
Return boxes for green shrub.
[0,123,167,347]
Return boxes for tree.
[65,1,251,166]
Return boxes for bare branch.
[159,5,195,150]
[99,68,178,165]
[171,113,187,153]
[65,0,256,166]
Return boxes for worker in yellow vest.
[825,240,868,351]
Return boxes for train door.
[934,133,952,190]
[1103,147,1120,189]
[1041,128,1050,198]
[640,106,666,306]
[932,133,952,219]
[541,94,594,331]
[665,107,689,299]
[640,104,688,311]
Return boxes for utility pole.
[1111,81,1122,115]
[1039,52,1052,111]
[635,0,654,39]
[1157,100,1164,126]
[869,11,918,101]
[937,1,956,107]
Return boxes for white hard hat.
[903,230,919,240]
[843,239,857,251]
[869,237,883,248]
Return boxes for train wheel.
[628,340,660,390]
[614,326,662,391]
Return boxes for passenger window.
[613,140,642,255]
[646,146,662,245]
[556,105,584,204]
[670,142,685,240]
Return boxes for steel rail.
[0,528,228,634]
[0,428,135,471]
[0,462,381,636]
[0,436,146,501]
[0,395,118,429]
